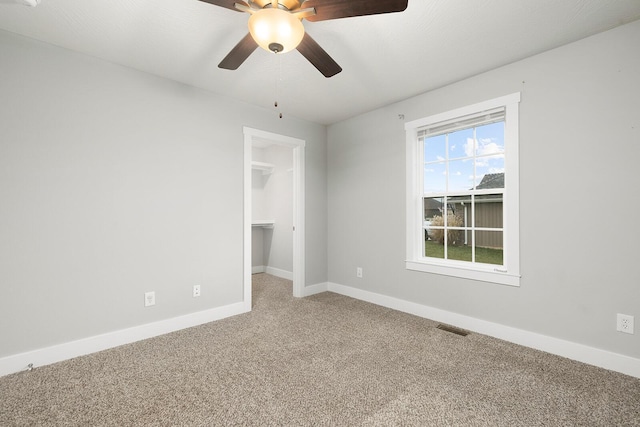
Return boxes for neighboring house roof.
[476,173,504,189]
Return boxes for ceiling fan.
[199,0,408,77]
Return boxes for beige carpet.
[1,273,639,426]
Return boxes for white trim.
[265,266,293,281]
[503,99,520,275]
[406,125,419,268]
[244,131,253,312]
[252,266,294,280]
[0,302,248,378]
[4,284,637,380]
[302,282,328,297]
[405,261,520,287]
[291,139,306,298]
[326,282,640,379]
[405,93,521,131]
[243,127,306,300]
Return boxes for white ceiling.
[1,0,639,125]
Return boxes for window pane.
[448,128,474,160]
[475,122,504,157]
[447,195,472,246]
[474,194,503,228]
[475,155,505,189]
[447,196,471,218]
[424,240,445,259]
[447,240,472,262]
[424,163,446,193]
[423,197,445,258]
[474,231,503,265]
[443,202,467,261]
[424,134,446,163]
[423,197,444,221]
[426,205,448,246]
[447,158,474,192]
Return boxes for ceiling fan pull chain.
[275,54,283,118]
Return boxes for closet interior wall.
[251,145,293,278]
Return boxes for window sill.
[406,260,520,287]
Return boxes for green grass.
[425,240,503,265]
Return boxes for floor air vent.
[436,324,469,336]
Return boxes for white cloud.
[477,137,504,156]
[476,154,504,168]
[464,137,504,158]
[464,138,474,157]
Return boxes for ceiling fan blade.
[197,0,249,12]
[296,33,342,78]
[218,33,259,70]
[303,0,408,22]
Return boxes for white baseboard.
[303,282,328,297]
[265,266,293,281]
[326,282,640,379]
[0,301,249,378]
[5,283,637,380]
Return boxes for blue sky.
[423,122,504,193]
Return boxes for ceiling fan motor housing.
[269,42,284,53]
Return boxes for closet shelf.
[252,220,275,228]
[252,161,275,175]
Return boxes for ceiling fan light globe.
[248,8,304,54]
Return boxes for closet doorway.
[243,127,305,309]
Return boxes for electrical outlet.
[616,314,634,334]
[193,285,201,297]
[356,267,363,278]
[144,291,155,307]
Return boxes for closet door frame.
[243,127,305,309]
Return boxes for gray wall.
[251,147,266,270]
[251,145,294,273]
[0,30,327,358]
[261,145,294,273]
[328,20,640,358]
[251,169,265,270]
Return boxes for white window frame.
[405,93,521,286]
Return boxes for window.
[405,93,520,286]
